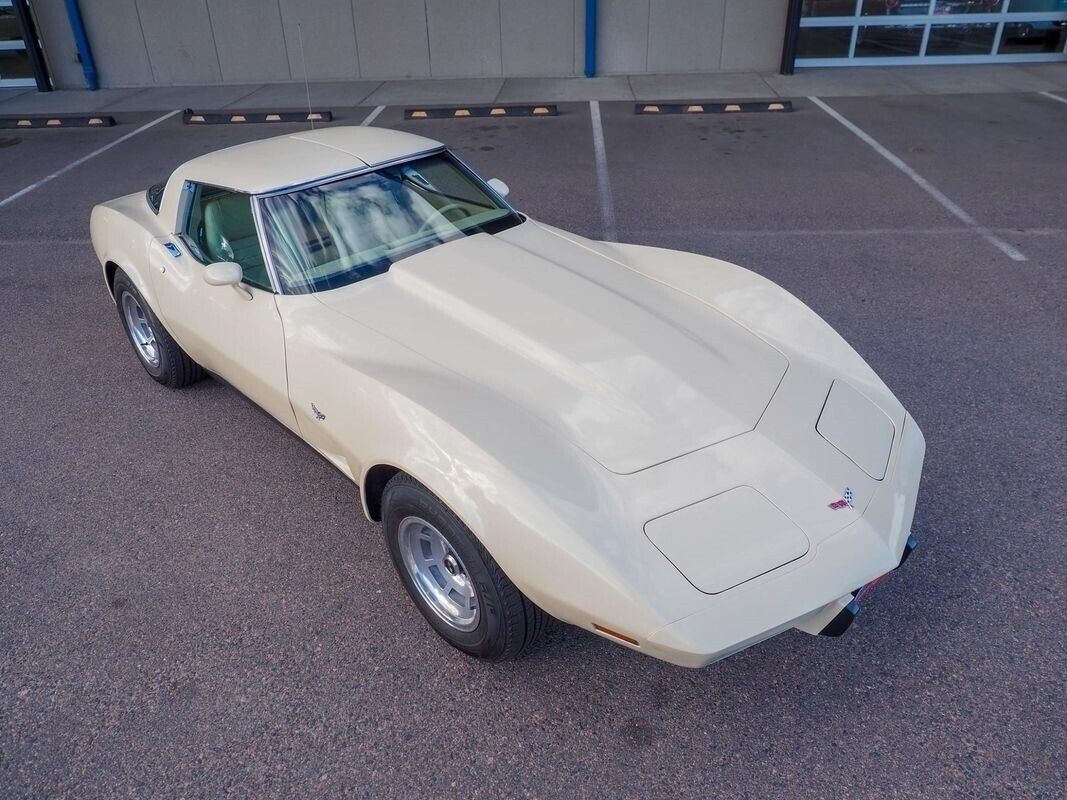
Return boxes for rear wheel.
[382,473,547,661]
[113,270,203,388]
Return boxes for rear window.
[146,182,164,214]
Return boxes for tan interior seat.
[201,194,270,289]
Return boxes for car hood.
[317,226,788,474]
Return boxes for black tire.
[382,473,547,661]
[113,269,204,388]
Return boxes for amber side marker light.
[593,624,640,646]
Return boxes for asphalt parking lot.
[1,92,1065,798]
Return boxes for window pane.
[802,1,860,17]
[261,153,521,295]
[183,185,270,290]
[862,1,932,16]
[926,22,997,53]
[933,1,1004,12]
[0,8,23,41]
[998,20,1067,52]
[798,26,854,56]
[855,24,926,54]
[0,48,31,79]
[1007,0,1067,12]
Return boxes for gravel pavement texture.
[1,95,1064,799]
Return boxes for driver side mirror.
[487,178,509,198]
[203,261,252,300]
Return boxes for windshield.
[259,152,522,293]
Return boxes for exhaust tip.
[897,533,918,569]
[819,599,860,637]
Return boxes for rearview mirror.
[203,261,243,286]
[487,178,509,198]
[203,261,252,300]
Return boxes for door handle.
[153,240,182,273]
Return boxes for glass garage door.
[797,1,1067,65]
[0,0,35,86]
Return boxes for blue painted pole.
[584,0,597,78]
[64,0,98,90]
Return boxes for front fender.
[280,296,701,641]
[358,385,702,642]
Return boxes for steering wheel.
[416,203,471,237]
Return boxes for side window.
[179,183,272,291]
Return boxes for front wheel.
[113,270,203,388]
[382,473,547,661]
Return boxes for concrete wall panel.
[598,0,649,75]
[426,0,502,77]
[648,0,725,74]
[280,0,360,80]
[501,0,575,77]
[720,0,789,72]
[78,0,155,86]
[138,0,222,84]
[206,0,290,83]
[35,0,791,86]
[352,0,430,79]
[29,0,81,88]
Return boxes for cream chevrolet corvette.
[90,127,924,667]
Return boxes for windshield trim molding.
[254,146,447,198]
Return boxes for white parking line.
[1038,91,1067,106]
[0,109,181,211]
[809,96,1027,263]
[588,100,618,242]
[360,105,386,126]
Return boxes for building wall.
[34,0,789,89]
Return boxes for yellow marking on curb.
[686,104,704,113]
[768,103,786,111]
[230,114,246,123]
[490,107,506,116]
[643,105,660,113]
[46,119,62,126]
[16,119,31,127]
[411,110,427,118]
[307,112,324,121]
[725,104,742,112]
[265,113,281,121]
[533,106,551,115]
[454,109,471,117]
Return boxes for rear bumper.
[642,413,925,668]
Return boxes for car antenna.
[298,23,314,130]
